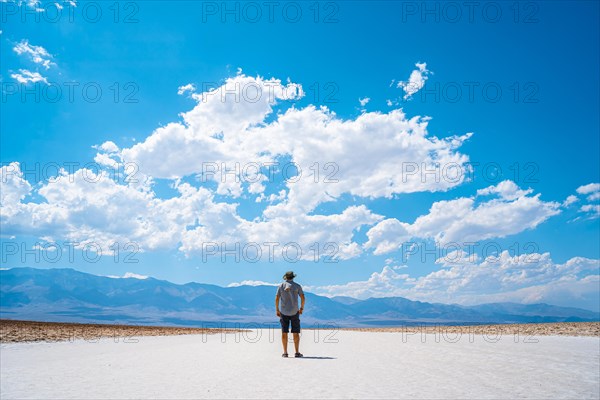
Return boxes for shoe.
[282,353,288,358]
[294,353,303,358]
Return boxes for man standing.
[275,271,305,358]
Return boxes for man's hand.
[299,293,305,316]
[276,310,281,317]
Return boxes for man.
[275,271,305,358]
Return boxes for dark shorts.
[280,312,301,333]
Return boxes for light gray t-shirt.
[277,280,304,316]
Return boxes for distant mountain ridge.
[1,267,598,327]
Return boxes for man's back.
[277,280,303,316]
[276,271,305,357]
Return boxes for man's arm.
[275,293,281,317]
[299,293,305,315]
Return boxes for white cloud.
[262,108,472,218]
[256,189,286,203]
[227,280,277,287]
[413,181,560,244]
[365,180,561,254]
[563,195,578,207]
[0,72,567,264]
[0,162,33,217]
[22,0,44,12]
[116,73,472,216]
[92,141,121,169]
[10,69,48,84]
[313,252,600,310]
[32,243,57,252]
[2,166,183,250]
[177,83,196,96]
[588,193,600,201]
[576,182,600,202]
[476,180,532,200]
[436,249,480,265]
[576,183,600,195]
[1,162,381,261]
[12,0,73,12]
[358,97,370,107]
[120,74,304,197]
[580,204,600,219]
[107,272,149,279]
[307,265,411,300]
[398,62,431,100]
[365,218,411,255]
[95,141,120,154]
[94,152,120,169]
[181,204,383,260]
[573,183,600,218]
[13,40,54,69]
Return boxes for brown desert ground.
[1,319,598,343]
[0,319,243,343]
[341,321,600,337]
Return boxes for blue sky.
[1,1,599,310]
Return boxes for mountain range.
[1,267,598,327]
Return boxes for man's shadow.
[296,356,336,360]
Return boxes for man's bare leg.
[293,333,300,354]
[282,332,289,354]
